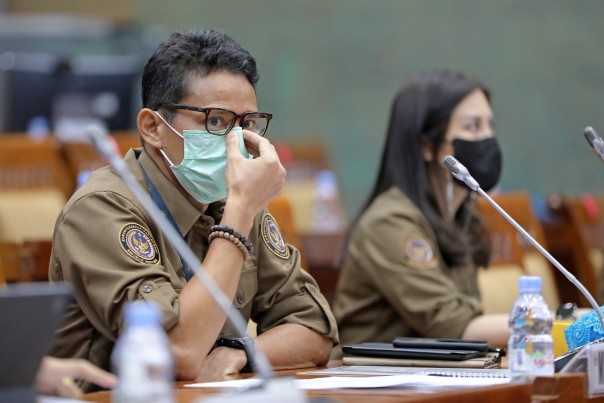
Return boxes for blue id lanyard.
[138,162,195,281]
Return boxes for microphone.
[87,125,305,402]
[584,126,604,162]
[443,155,479,191]
[442,155,604,368]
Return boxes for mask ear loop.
[154,111,183,167]
[446,175,454,218]
[461,191,476,234]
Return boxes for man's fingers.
[226,130,242,155]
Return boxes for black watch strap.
[216,335,255,373]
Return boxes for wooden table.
[82,366,604,403]
[83,366,532,403]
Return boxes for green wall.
[136,0,604,218]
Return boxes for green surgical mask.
[155,112,250,204]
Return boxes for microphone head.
[583,126,604,162]
[584,126,599,148]
[442,155,480,191]
[442,155,464,180]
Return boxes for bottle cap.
[125,301,161,327]
[518,276,542,293]
[556,302,578,320]
[316,170,337,189]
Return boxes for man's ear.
[420,136,433,162]
[137,108,163,149]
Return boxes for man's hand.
[35,356,117,398]
[194,346,248,382]
[225,130,286,217]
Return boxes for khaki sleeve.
[52,191,180,340]
[353,212,481,338]
[248,212,339,344]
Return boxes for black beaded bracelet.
[209,224,254,255]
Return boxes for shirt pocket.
[234,265,258,309]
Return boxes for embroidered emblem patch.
[400,231,437,270]
[119,223,160,264]
[261,214,290,259]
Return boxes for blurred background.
[2,0,604,312]
[1,0,603,219]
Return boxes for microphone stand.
[443,154,604,372]
[476,187,604,329]
[88,125,306,402]
[443,154,604,329]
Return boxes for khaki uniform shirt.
[333,187,482,353]
[49,148,338,382]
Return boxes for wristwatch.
[216,335,255,373]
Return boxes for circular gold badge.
[400,230,437,270]
[119,223,160,264]
[261,214,290,259]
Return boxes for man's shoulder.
[62,166,134,213]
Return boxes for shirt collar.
[124,148,202,236]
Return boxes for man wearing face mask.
[48,29,338,390]
[333,70,509,356]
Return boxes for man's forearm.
[168,246,246,378]
[255,323,333,370]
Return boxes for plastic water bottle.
[311,170,344,233]
[508,276,554,382]
[26,116,50,141]
[112,301,174,403]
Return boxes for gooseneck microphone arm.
[443,155,604,330]
[87,126,274,385]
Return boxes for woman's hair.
[360,69,491,267]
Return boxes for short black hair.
[141,29,259,122]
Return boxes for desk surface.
[83,366,532,403]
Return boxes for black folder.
[342,342,482,361]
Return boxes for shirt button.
[201,218,211,226]
[307,285,317,294]
[236,292,245,304]
[142,284,153,293]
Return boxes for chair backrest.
[0,188,65,243]
[59,131,141,187]
[0,241,51,283]
[0,135,73,199]
[0,253,7,285]
[477,191,560,313]
[544,194,604,307]
[267,195,308,269]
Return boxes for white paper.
[185,374,509,390]
[38,396,90,403]
[300,365,510,378]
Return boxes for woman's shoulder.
[363,187,424,222]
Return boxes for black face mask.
[452,137,502,192]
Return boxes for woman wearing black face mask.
[333,70,508,355]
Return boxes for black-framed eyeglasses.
[156,103,273,137]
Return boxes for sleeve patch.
[119,223,160,264]
[260,214,290,259]
[399,230,437,270]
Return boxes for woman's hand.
[35,356,117,398]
